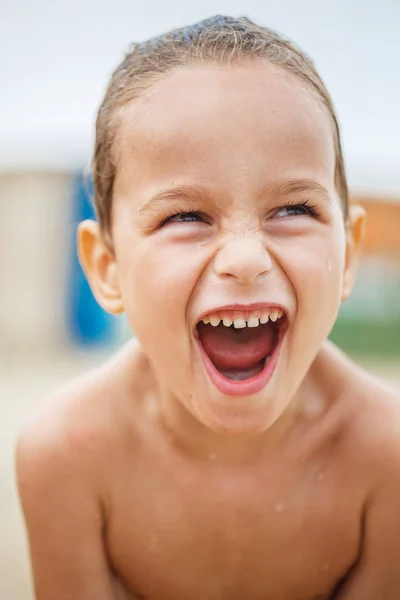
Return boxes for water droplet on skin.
[317,472,325,483]
[328,260,332,271]
[275,502,284,513]
[208,452,217,461]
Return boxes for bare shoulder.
[14,342,149,600]
[350,373,400,486]
[313,342,400,473]
[324,342,400,484]
[318,346,400,597]
[345,363,400,459]
[16,338,152,494]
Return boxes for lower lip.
[195,330,285,397]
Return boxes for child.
[16,15,400,600]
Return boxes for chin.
[190,359,288,436]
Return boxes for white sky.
[1,0,399,195]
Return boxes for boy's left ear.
[342,204,367,301]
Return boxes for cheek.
[283,229,346,320]
[117,236,206,341]
[278,229,346,370]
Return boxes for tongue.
[197,322,277,371]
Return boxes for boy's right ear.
[77,220,124,315]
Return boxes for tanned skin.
[16,63,400,600]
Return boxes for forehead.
[114,62,336,198]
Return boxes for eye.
[274,201,320,219]
[163,211,208,225]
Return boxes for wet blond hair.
[93,15,348,244]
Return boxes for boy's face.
[81,62,363,434]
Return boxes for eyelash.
[159,208,207,226]
[159,199,322,226]
[277,199,322,219]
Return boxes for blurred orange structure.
[355,197,400,256]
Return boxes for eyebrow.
[266,178,333,203]
[136,178,332,218]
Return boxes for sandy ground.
[1,348,399,600]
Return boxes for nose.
[213,237,272,284]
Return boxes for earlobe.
[341,205,367,301]
[77,220,124,315]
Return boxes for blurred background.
[1,0,399,598]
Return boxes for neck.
[155,348,336,465]
[157,388,309,466]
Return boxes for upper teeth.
[201,309,284,328]
[209,316,220,326]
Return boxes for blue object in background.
[67,173,116,346]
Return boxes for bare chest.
[105,457,361,600]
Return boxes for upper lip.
[195,302,289,326]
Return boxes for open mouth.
[194,306,288,396]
